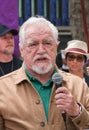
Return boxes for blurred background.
[0,0,89,56]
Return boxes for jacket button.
[35,99,40,104]
[40,121,45,127]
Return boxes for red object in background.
[80,0,89,52]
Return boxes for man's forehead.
[25,27,52,40]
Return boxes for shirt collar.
[24,64,56,84]
[14,64,69,85]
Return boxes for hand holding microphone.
[52,73,81,118]
[52,73,65,110]
[52,73,66,122]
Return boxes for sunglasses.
[67,54,85,62]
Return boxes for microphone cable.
[62,112,68,130]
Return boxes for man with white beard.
[0,16,89,130]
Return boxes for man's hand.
[55,87,80,117]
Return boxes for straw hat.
[61,40,89,59]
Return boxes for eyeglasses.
[67,55,85,62]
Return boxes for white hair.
[19,16,59,47]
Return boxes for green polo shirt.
[25,66,56,121]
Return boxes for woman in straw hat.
[61,40,89,86]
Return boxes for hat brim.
[0,28,18,36]
[61,50,89,59]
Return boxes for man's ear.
[19,47,24,57]
[56,41,60,48]
[58,41,60,45]
[19,47,23,52]
[57,41,60,46]
[19,47,21,53]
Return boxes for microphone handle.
[55,83,67,129]
[53,76,68,130]
[55,83,62,89]
[62,112,66,122]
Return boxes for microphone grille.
[52,73,63,84]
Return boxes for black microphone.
[52,73,67,130]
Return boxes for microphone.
[52,73,67,129]
[52,73,63,89]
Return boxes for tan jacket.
[0,66,89,130]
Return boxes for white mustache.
[33,54,51,62]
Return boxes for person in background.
[0,23,22,76]
[84,59,89,76]
[61,53,69,72]
[56,52,69,72]
[62,40,89,86]
[56,52,63,68]
[0,16,88,130]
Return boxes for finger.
[55,92,66,99]
[55,86,70,94]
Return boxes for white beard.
[32,62,52,74]
[32,54,52,74]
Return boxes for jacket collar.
[14,64,69,85]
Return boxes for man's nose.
[37,43,46,53]
[6,37,13,42]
